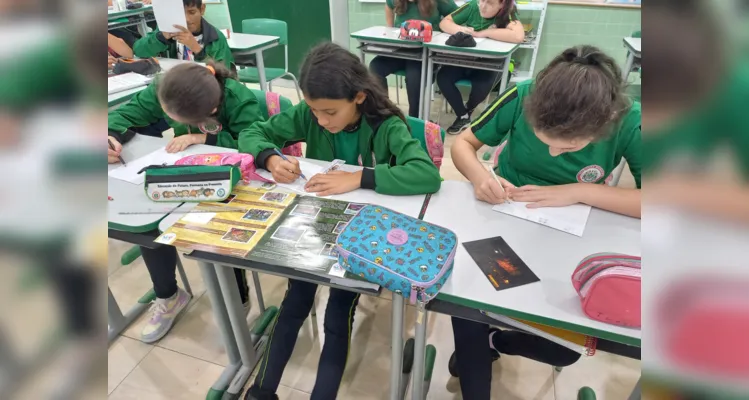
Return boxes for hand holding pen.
[267,148,306,183]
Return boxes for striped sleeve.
[449,1,472,25]
[471,86,520,147]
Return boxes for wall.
[203,2,232,30]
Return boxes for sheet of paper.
[181,212,216,224]
[151,0,188,33]
[108,147,186,185]
[107,72,152,95]
[492,201,592,237]
[256,159,326,194]
[473,37,486,44]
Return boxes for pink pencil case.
[571,253,641,328]
[175,153,271,183]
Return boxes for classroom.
[108,0,642,398]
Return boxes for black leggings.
[452,316,581,399]
[369,56,423,118]
[437,66,499,117]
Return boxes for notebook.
[256,159,344,194]
[107,72,152,95]
[492,201,592,237]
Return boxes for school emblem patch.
[577,165,604,183]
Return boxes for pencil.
[484,163,509,202]
[273,148,307,180]
[109,137,127,166]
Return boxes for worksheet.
[256,159,335,194]
[107,72,152,95]
[492,201,592,237]
[108,147,186,185]
[151,0,188,33]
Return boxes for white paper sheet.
[108,147,186,185]
[151,0,188,33]
[256,160,326,194]
[492,201,592,237]
[473,37,486,44]
[107,73,152,95]
[181,212,216,224]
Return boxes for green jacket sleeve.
[133,30,171,58]
[239,102,309,160]
[200,35,235,69]
[471,85,520,146]
[372,120,442,195]
[207,82,264,150]
[108,83,164,133]
[449,2,472,25]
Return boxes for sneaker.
[488,328,502,361]
[447,114,471,135]
[141,287,191,343]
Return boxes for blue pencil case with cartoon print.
[334,205,458,303]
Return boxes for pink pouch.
[571,253,641,328]
[423,120,444,170]
[266,91,303,157]
[174,153,271,183]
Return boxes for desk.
[414,181,641,399]
[422,33,519,119]
[227,33,281,92]
[623,37,641,81]
[108,5,153,36]
[351,26,430,120]
[108,58,200,109]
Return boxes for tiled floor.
[108,85,639,399]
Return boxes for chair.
[250,88,303,157]
[238,19,302,102]
[406,116,446,170]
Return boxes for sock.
[489,329,499,352]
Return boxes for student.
[132,0,234,69]
[108,61,264,342]
[438,0,525,134]
[449,45,641,398]
[239,42,441,400]
[369,0,459,117]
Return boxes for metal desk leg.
[359,47,366,63]
[255,50,268,92]
[176,256,193,296]
[627,378,641,400]
[197,261,243,399]
[137,14,148,37]
[498,56,511,95]
[417,47,428,121]
[108,286,154,344]
[623,52,635,82]
[390,295,404,400]
[411,301,428,400]
[251,271,266,312]
[422,55,435,121]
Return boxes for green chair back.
[242,19,289,46]
[632,30,641,38]
[406,116,445,169]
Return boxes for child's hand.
[108,55,116,69]
[508,184,583,208]
[459,26,475,35]
[108,137,122,164]
[472,30,487,38]
[305,171,362,197]
[473,174,515,205]
[266,155,302,183]
[173,25,203,53]
[166,134,206,153]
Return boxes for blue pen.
[273,148,307,180]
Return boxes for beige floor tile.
[553,351,640,400]
[108,347,225,400]
[108,336,154,394]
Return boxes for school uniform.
[369,0,458,117]
[132,18,234,69]
[438,0,519,132]
[240,102,441,399]
[452,80,641,399]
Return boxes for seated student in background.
[369,0,458,117]
[108,62,264,343]
[239,42,440,400]
[439,0,524,134]
[449,45,641,399]
[133,0,234,69]
[108,32,134,70]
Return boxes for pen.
[109,137,127,166]
[273,148,307,180]
[484,163,510,203]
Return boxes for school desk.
[623,37,641,82]
[226,33,281,92]
[159,163,430,400]
[414,181,642,400]
[422,32,519,120]
[108,58,202,109]
[107,5,154,37]
[351,26,431,120]
[107,135,233,346]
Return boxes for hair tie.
[573,56,589,65]
[206,65,216,75]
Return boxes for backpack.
[571,253,641,328]
[399,20,433,42]
[174,153,272,183]
[335,205,457,303]
[265,91,303,157]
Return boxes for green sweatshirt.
[239,102,441,196]
[108,78,263,149]
[133,18,234,69]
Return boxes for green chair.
[406,116,446,170]
[238,19,302,101]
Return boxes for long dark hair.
[493,0,518,29]
[524,45,630,140]
[393,0,435,18]
[157,60,235,124]
[299,42,407,126]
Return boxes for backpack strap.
[423,120,444,170]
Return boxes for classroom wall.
[203,2,232,30]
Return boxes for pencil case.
[571,253,641,328]
[141,164,240,202]
[335,205,457,304]
[174,153,272,183]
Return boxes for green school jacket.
[238,102,442,195]
[108,78,263,150]
[386,0,458,31]
[133,18,234,69]
[472,80,642,188]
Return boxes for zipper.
[145,171,230,184]
[574,254,640,283]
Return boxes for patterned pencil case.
[142,164,240,202]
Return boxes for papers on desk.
[107,73,152,95]
[472,37,486,44]
[151,0,187,32]
[108,147,186,185]
[256,159,344,194]
[492,201,592,237]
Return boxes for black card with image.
[463,237,540,291]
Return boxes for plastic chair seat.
[238,67,291,83]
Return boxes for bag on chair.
[571,253,641,327]
[335,205,457,303]
[399,20,433,42]
[174,153,272,183]
[265,91,303,157]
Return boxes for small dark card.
[463,237,540,291]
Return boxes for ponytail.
[157,59,235,125]
[394,0,436,18]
